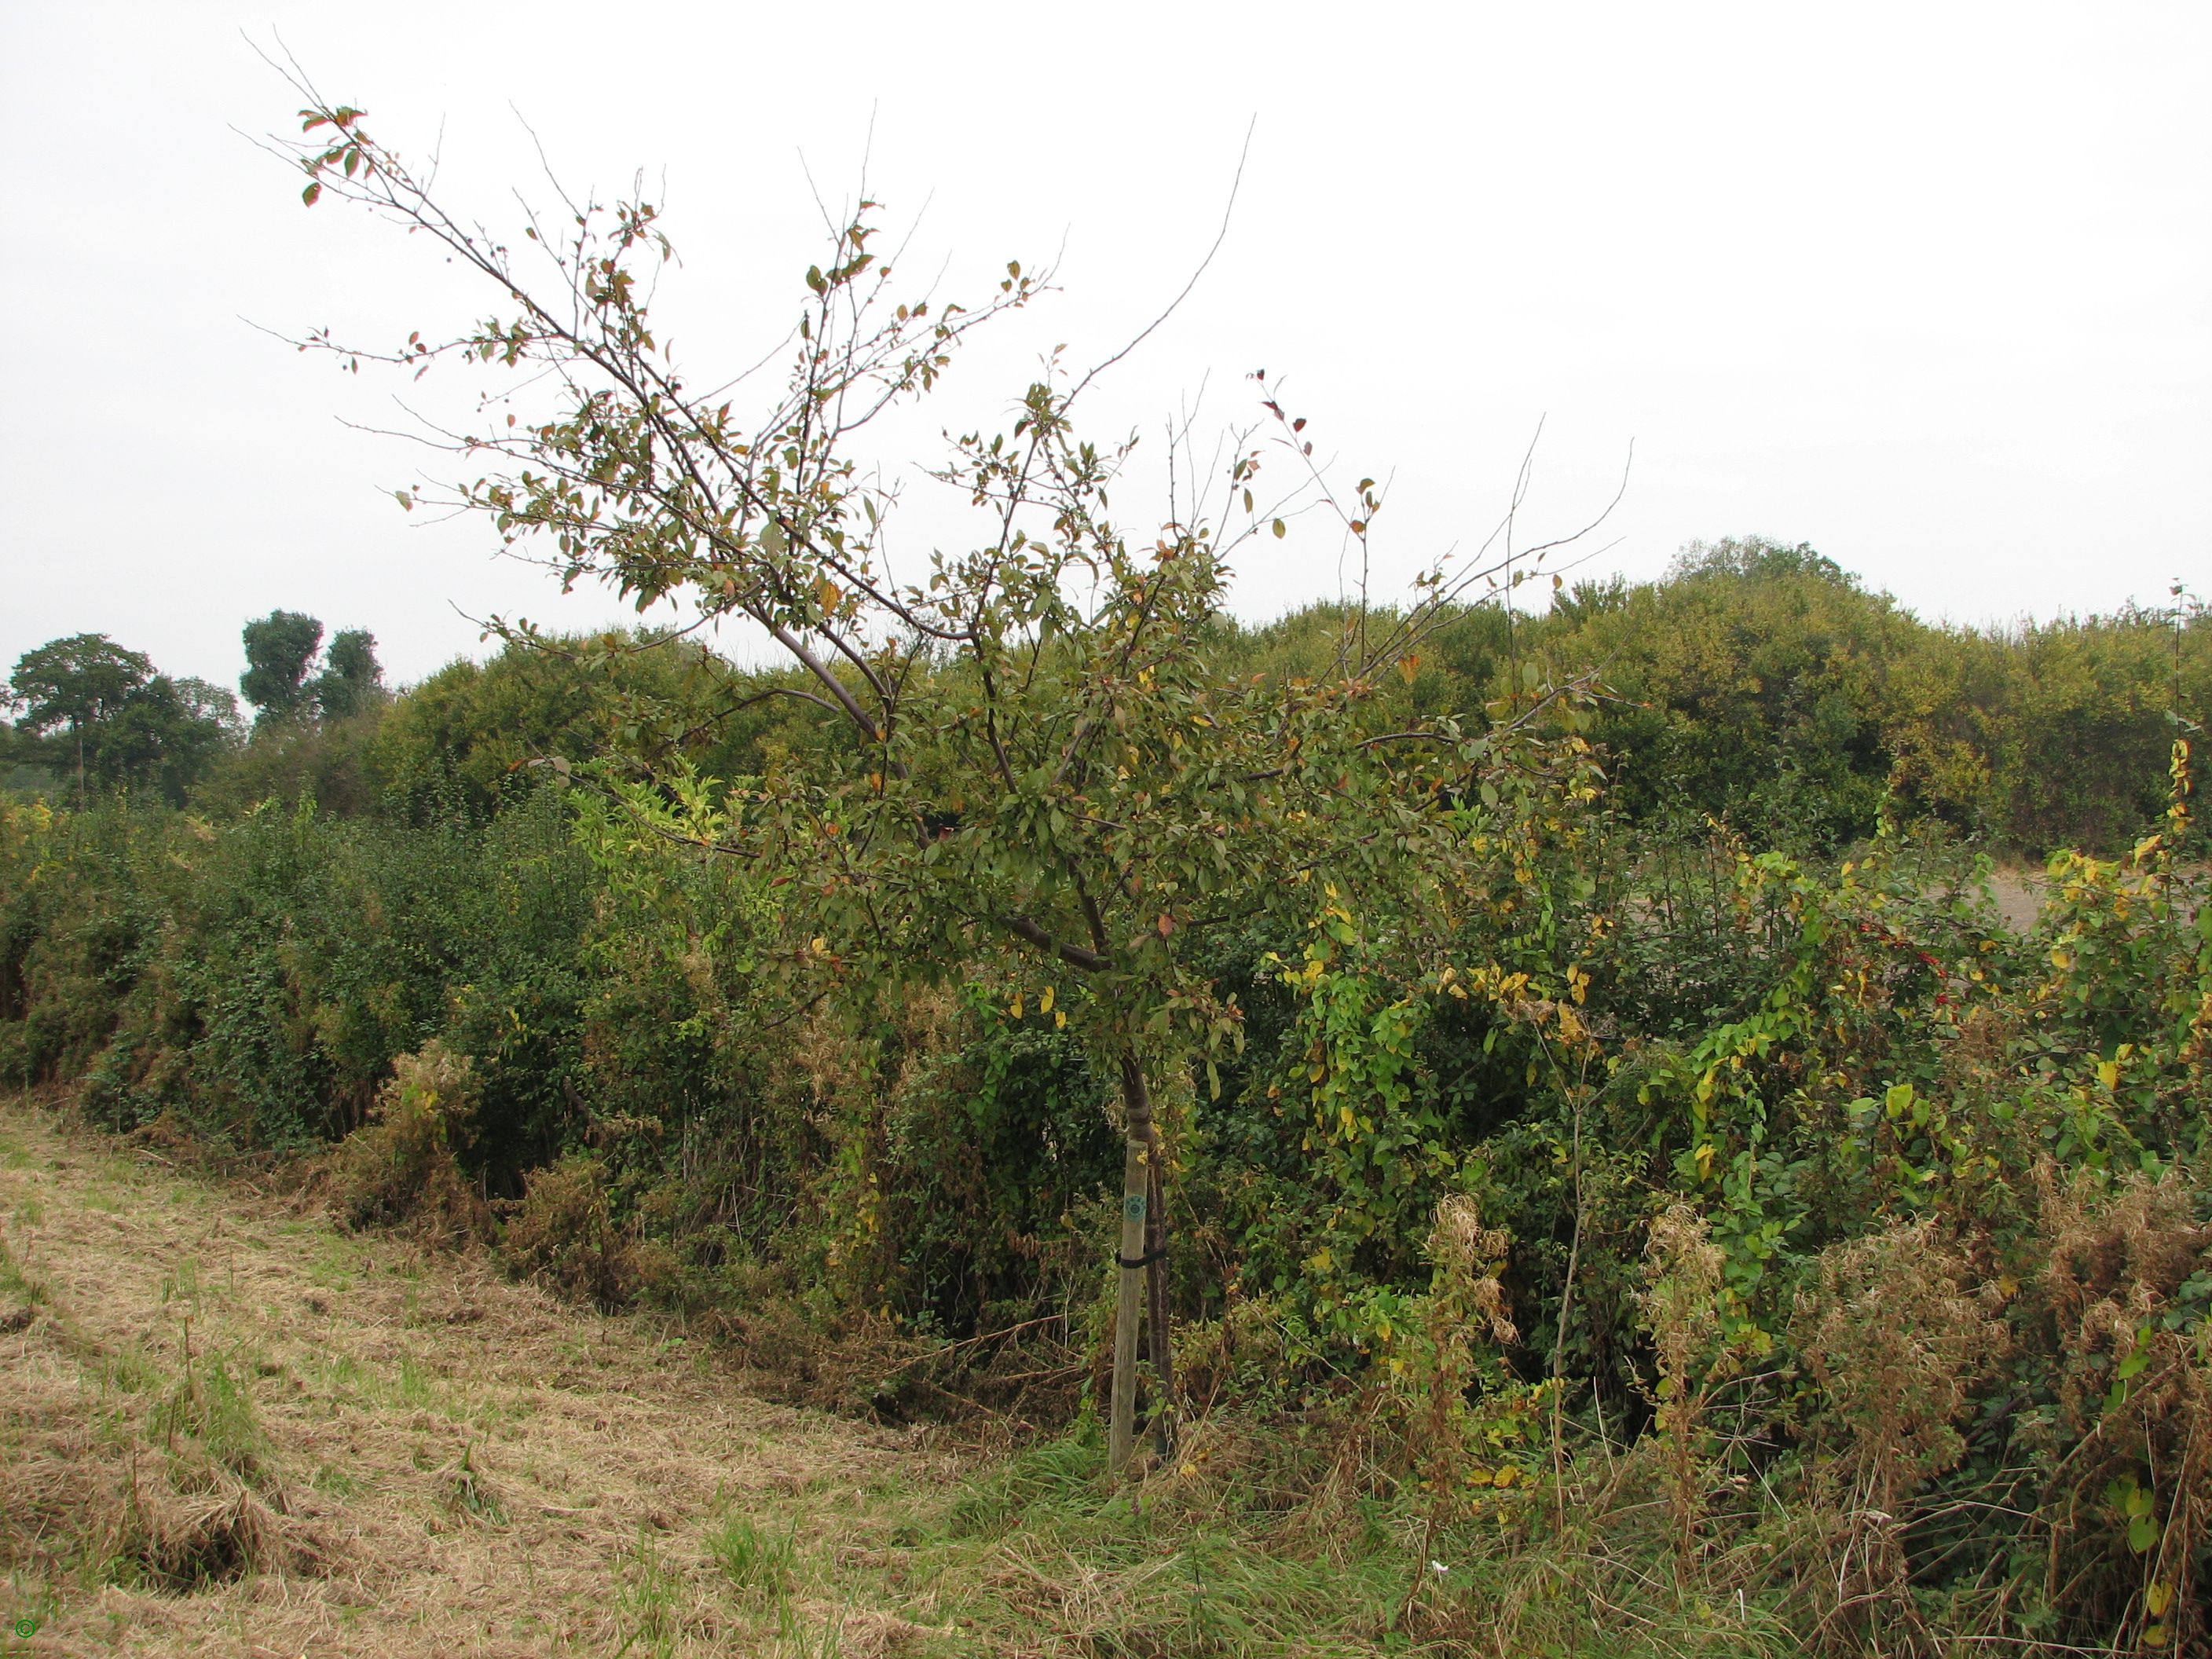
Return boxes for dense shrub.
[1199,548,2207,856]
[1527,542,2210,853]
[327,1038,491,1243]
[498,1154,665,1310]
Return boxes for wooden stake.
[1108,1134,1147,1477]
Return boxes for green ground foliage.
[4,559,2210,1655]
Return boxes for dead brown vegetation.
[2027,1170,2212,1653]
[324,1038,493,1245]
[1791,1222,2008,1656]
[496,1152,651,1312]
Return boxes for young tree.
[280,89,1614,1471]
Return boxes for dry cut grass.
[0,1093,948,1657]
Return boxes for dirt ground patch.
[0,1095,949,1657]
[1985,863,2045,932]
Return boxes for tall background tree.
[239,610,326,723]
[313,627,384,719]
[239,610,386,726]
[9,634,152,803]
[5,633,239,806]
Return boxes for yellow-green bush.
[326,1039,490,1244]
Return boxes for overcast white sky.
[3,2,2207,694]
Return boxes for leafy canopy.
[279,86,1616,1090]
[6,634,240,805]
[240,610,325,720]
[9,634,156,738]
[240,611,386,726]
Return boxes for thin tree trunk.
[1145,1152,1176,1460]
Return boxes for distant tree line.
[4,555,2203,853]
[2,610,384,806]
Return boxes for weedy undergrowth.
[326,1040,490,1245]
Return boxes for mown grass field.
[12,1093,1730,1659]
[1,1093,964,1656]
